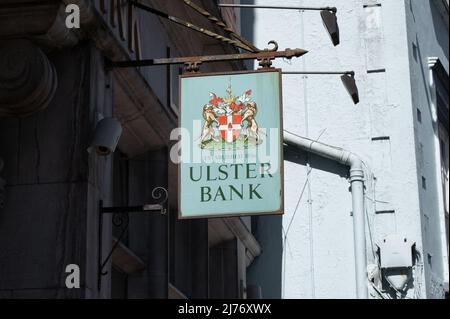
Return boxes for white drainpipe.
[284,132,368,299]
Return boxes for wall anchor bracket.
[97,187,168,290]
[184,61,202,73]
[104,44,307,73]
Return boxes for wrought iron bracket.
[184,61,202,73]
[257,57,273,69]
[97,187,168,290]
[218,3,337,13]
[103,2,308,73]
[129,0,258,53]
[104,44,307,73]
[257,41,279,69]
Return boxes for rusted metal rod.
[283,71,354,76]
[218,3,337,12]
[183,0,260,52]
[106,48,308,68]
[129,0,256,52]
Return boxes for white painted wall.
[244,0,448,298]
[404,0,449,298]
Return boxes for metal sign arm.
[218,3,337,12]
[105,46,308,71]
[182,0,260,52]
[283,71,359,105]
[218,3,340,47]
[283,71,354,76]
[97,187,168,290]
[129,0,256,53]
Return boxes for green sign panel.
[178,69,284,219]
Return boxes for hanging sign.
[178,69,284,219]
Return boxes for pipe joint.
[349,154,364,183]
[339,151,352,166]
[350,168,365,183]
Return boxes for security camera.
[88,117,123,156]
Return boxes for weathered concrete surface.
[405,0,449,299]
[0,37,118,298]
[0,43,95,297]
[245,0,448,298]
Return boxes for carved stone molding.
[0,1,83,49]
[0,39,58,117]
[34,4,84,49]
[0,1,60,40]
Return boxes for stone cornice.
[0,0,82,48]
[0,39,57,117]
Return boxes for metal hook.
[267,41,279,52]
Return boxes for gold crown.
[224,85,236,104]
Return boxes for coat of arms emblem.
[200,85,262,149]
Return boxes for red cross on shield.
[218,115,242,143]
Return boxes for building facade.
[0,0,448,300]
[0,0,262,299]
[244,0,448,299]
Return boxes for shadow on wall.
[284,145,350,178]
[246,145,349,299]
[429,0,449,59]
[247,214,283,299]
[413,33,435,126]
[240,0,255,70]
[241,0,284,299]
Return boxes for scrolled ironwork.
[151,186,168,204]
[151,186,168,215]
[112,211,129,228]
[97,186,169,288]
[266,40,279,52]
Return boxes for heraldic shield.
[218,115,242,143]
[199,84,261,150]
